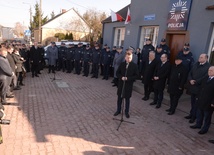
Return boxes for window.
[113,27,125,47]
[139,26,159,49]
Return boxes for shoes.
[155,105,161,109]
[91,76,95,78]
[168,111,175,115]
[6,95,14,98]
[208,140,214,144]
[150,102,157,105]
[125,113,130,118]
[184,115,192,119]
[35,75,39,77]
[189,118,195,123]
[14,86,21,90]
[38,72,41,74]
[2,102,11,105]
[190,125,201,129]
[113,111,121,116]
[20,83,25,86]
[112,84,117,87]
[166,109,171,112]
[102,77,105,80]
[142,96,149,101]
[32,75,34,78]
[198,130,207,135]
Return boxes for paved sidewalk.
[0,69,214,155]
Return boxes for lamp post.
[38,0,42,43]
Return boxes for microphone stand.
[113,63,135,131]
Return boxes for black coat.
[142,58,158,84]
[153,61,171,91]
[187,62,210,95]
[30,46,41,64]
[141,44,155,62]
[197,76,214,111]
[0,55,13,81]
[117,61,139,98]
[167,63,188,95]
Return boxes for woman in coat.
[46,42,58,73]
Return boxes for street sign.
[24,30,31,36]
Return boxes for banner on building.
[167,0,192,30]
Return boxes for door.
[168,34,186,64]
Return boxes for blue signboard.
[144,14,155,21]
[167,0,192,30]
[24,30,31,36]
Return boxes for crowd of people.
[0,38,214,144]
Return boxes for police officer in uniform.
[140,38,155,73]
[160,38,170,58]
[65,43,75,73]
[57,42,67,72]
[82,45,91,77]
[102,46,112,80]
[91,43,101,78]
[74,43,83,75]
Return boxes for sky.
[0,0,131,28]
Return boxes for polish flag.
[111,10,123,22]
[125,7,131,24]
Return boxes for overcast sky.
[0,0,131,28]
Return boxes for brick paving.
[0,69,214,155]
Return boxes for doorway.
[167,34,186,64]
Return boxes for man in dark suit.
[141,51,158,101]
[167,56,188,115]
[150,53,170,108]
[190,66,214,134]
[30,42,41,77]
[185,54,210,123]
[0,47,13,107]
[113,50,139,118]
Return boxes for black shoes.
[20,83,25,86]
[208,140,214,144]
[189,118,195,123]
[142,96,149,101]
[168,111,175,115]
[198,130,207,135]
[112,84,117,87]
[2,102,11,105]
[91,76,95,78]
[125,113,130,118]
[190,125,201,129]
[166,109,171,112]
[35,75,39,77]
[113,111,121,116]
[184,115,191,119]
[14,86,21,90]
[149,102,156,105]
[155,105,161,109]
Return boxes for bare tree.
[13,22,26,38]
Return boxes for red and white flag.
[111,10,123,22]
[125,7,131,24]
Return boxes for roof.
[102,4,130,23]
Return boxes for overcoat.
[46,46,58,66]
[117,61,139,98]
[113,52,125,78]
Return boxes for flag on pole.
[125,7,131,24]
[111,10,123,22]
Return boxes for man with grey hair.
[186,54,210,123]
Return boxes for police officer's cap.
[161,38,166,42]
[113,46,117,48]
[156,45,162,48]
[184,47,189,51]
[104,43,107,46]
[61,42,65,45]
[86,45,90,48]
[146,38,151,41]
[106,46,110,49]
[68,43,74,46]
[117,46,123,49]
[175,55,183,60]
[51,42,56,44]
[78,42,82,45]
[128,46,135,51]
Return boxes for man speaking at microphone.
[113,49,139,118]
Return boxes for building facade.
[102,0,214,64]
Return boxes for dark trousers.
[75,60,81,75]
[144,81,153,98]
[62,59,66,72]
[0,79,7,104]
[100,63,103,75]
[48,65,55,73]
[169,93,182,113]
[196,109,213,132]
[92,63,99,78]
[103,64,110,79]
[31,63,39,76]
[190,94,198,119]
[66,60,73,73]
[83,61,90,76]
[57,58,63,71]
[154,88,164,106]
[116,96,130,114]
[17,72,23,84]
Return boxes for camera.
[0,119,10,125]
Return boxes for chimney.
[62,9,66,13]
